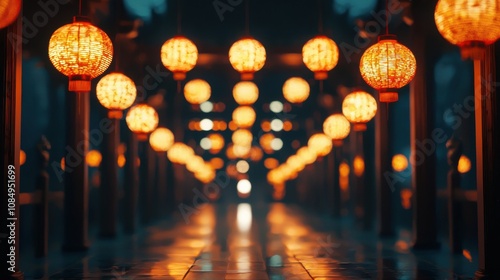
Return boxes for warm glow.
[184,79,211,105]
[308,133,333,157]
[0,0,21,29]
[360,35,416,103]
[96,72,137,116]
[236,203,252,231]
[260,133,275,152]
[237,180,252,195]
[297,146,317,165]
[86,150,102,167]
[302,35,339,80]
[342,90,377,131]
[264,158,279,169]
[270,101,284,113]
[167,143,194,164]
[270,119,284,132]
[200,119,214,131]
[48,18,113,92]
[232,129,253,147]
[233,81,259,105]
[282,77,310,104]
[323,114,351,143]
[236,160,250,174]
[401,189,413,210]
[339,162,350,177]
[160,36,198,80]
[435,0,500,60]
[200,101,213,113]
[458,155,472,174]
[249,146,263,162]
[117,155,126,167]
[209,157,225,170]
[392,154,409,172]
[232,106,256,128]
[208,133,225,152]
[353,156,365,177]
[126,104,159,139]
[229,37,266,80]
[186,156,205,173]
[19,150,26,166]
[149,127,174,152]
[271,138,284,151]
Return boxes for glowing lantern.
[96,72,137,119]
[307,133,333,157]
[186,156,205,173]
[323,114,351,146]
[48,17,113,92]
[149,127,174,152]
[125,104,159,141]
[86,150,102,167]
[232,106,256,128]
[209,158,225,170]
[232,129,253,147]
[184,79,211,105]
[229,37,266,80]
[339,162,350,177]
[264,158,279,169]
[249,146,263,162]
[458,155,472,174]
[392,154,408,172]
[359,35,416,103]
[260,133,275,153]
[167,143,194,164]
[0,0,21,29]
[19,150,26,166]
[297,146,317,165]
[208,133,225,153]
[160,36,198,80]
[342,90,377,131]
[233,81,259,105]
[282,77,310,104]
[434,0,500,60]
[302,35,339,80]
[353,156,365,177]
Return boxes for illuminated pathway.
[23,203,476,279]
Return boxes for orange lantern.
[48,17,113,92]
[359,35,416,103]
[208,133,225,153]
[323,114,351,146]
[342,90,377,131]
[302,35,339,80]
[160,36,198,80]
[458,155,472,174]
[232,106,256,128]
[229,37,266,80]
[232,129,253,147]
[392,154,408,172]
[167,143,194,164]
[86,150,102,168]
[184,79,211,104]
[96,72,137,119]
[0,0,21,29]
[149,127,174,152]
[282,77,310,104]
[297,146,317,165]
[233,81,259,105]
[307,133,333,157]
[435,0,500,60]
[125,104,159,141]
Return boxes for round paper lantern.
[359,35,416,103]
[232,129,253,147]
[435,0,500,60]
[160,36,198,80]
[48,17,113,92]
[86,150,102,168]
[229,37,266,80]
[232,106,256,128]
[167,143,194,164]
[307,133,333,157]
[342,90,377,131]
[0,0,21,29]
[458,155,472,174]
[126,104,159,141]
[282,77,310,104]
[96,72,137,119]
[323,114,351,146]
[149,127,174,152]
[233,81,259,105]
[302,35,339,80]
[184,79,211,104]
[392,154,408,172]
[297,146,317,165]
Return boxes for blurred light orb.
[270,119,284,132]
[237,179,252,195]
[229,37,266,80]
[302,35,339,80]
[339,162,350,177]
[96,72,137,119]
[200,101,214,113]
[282,77,310,104]
[0,0,21,29]
[232,106,256,128]
[249,146,263,162]
[264,158,279,169]
[232,129,253,147]
[208,133,225,152]
[392,154,409,172]
[200,119,214,131]
[458,155,472,174]
[184,79,211,104]
[20,150,26,166]
[342,90,377,131]
[236,160,250,174]
[200,137,212,150]
[260,133,275,152]
[308,133,333,157]
[271,138,284,151]
[149,127,174,152]
[297,146,317,165]
[209,157,225,170]
[86,150,102,167]
[233,81,259,105]
[160,36,198,80]
[353,156,365,177]
[323,114,351,144]
[126,104,159,140]
[270,101,284,113]
[167,143,194,164]
[360,35,416,103]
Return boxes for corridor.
[23,203,476,279]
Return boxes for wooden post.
[445,135,463,254]
[35,136,50,257]
[140,142,155,225]
[156,153,167,218]
[331,147,341,218]
[123,133,138,233]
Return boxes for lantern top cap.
[378,34,397,41]
[72,16,91,23]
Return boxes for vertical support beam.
[375,102,393,236]
[140,142,155,225]
[63,91,90,251]
[357,131,372,230]
[474,45,500,280]
[35,137,51,257]
[0,16,24,280]
[156,153,167,217]
[123,133,138,233]
[99,117,119,237]
[331,148,341,218]
[446,136,463,254]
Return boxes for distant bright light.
[200,101,213,113]
[270,119,284,132]
[236,160,250,173]
[200,119,213,131]
[271,138,283,151]
[236,203,252,232]
[200,138,212,150]
[237,180,252,195]
[270,101,283,113]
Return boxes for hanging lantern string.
[245,0,250,35]
[78,0,82,16]
[318,0,323,34]
[177,0,182,34]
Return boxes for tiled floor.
[22,203,477,279]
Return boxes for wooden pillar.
[123,133,138,233]
[331,147,341,218]
[446,136,463,254]
[0,16,24,280]
[140,142,155,225]
[474,45,500,280]
[35,137,51,257]
[410,0,439,249]
[156,153,167,218]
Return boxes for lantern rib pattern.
[96,73,137,111]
